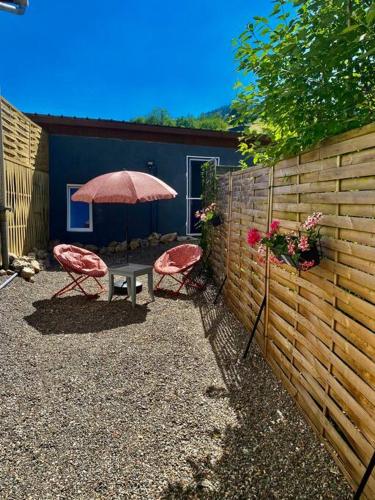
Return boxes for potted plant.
[247,213,323,271]
[195,203,223,228]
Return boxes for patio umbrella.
[71,170,177,205]
[71,170,177,266]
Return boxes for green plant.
[199,161,219,251]
[131,107,229,131]
[232,0,375,166]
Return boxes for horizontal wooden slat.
[209,123,375,499]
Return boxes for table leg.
[148,271,155,302]
[108,273,114,302]
[130,275,136,308]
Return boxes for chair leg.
[53,272,105,299]
[154,274,166,291]
[53,275,88,298]
[154,266,205,296]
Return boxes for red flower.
[247,228,261,247]
[270,220,280,234]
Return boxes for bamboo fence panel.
[210,124,375,498]
[0,97,49,257]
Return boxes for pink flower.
[247,228,261,247]
[300,260,315,271]
[269,253,283,265]
[298,235,310,252]
[256,244,266,264]
[270,220,280,234]
[200,213,207,222]
[258,244,266,257]
[195,210,201,219]
[302,212,323,230]
[287,241,296,255]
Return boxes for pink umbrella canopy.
[71,170,177,204]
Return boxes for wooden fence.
[0,97,49,258]
[210,123,375,498]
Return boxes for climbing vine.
[200,161,218,251]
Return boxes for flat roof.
[26,113,242,148]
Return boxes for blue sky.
[0,0,271,120]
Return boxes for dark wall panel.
[49,135,240,246]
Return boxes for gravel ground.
[0,245,352,499]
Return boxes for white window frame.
[66,184,93,232]
[186,156,220,236]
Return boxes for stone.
[99,247,107,255]
[160,232,178,243]
[148,232,161,241]
[27,252,37,259]
[48,239,60,251]
[108,241,118,248]
[36,249,49,260]
[140,239,149,248]
[148,232,161,247]
[199,479,215,491]
[0,269,7,276]
[6,269,14,275]
[21,266,35,281]
[11,258,30,272]
[115,243,127,253]
[30,259,41,273]
[129,239,141,251]
[8,253,17,264]
[85,244,99,253]
[37,261,46,271]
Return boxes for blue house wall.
[49,135,240,246]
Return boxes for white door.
[186,156,219,235]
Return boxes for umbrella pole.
[125,205,129,264]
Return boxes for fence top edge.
[0,96,44,134]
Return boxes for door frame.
[186,156,220,235]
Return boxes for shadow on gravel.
[162,284,352,499]
[25,296,149,335]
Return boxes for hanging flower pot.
[279,242,321,270]
[210,213,223,227]
[195,203,223,228]
[247,213,323,272]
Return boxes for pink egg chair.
[53,244,108,299]
[154,244,205,295]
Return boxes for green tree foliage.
[232,0,375,165]
[131,107,229,131]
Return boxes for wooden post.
[0,96,9,269]
[289,155,301,384]
[264,165,274,358]
[224,171,233,297]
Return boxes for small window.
[67,184,93,232]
